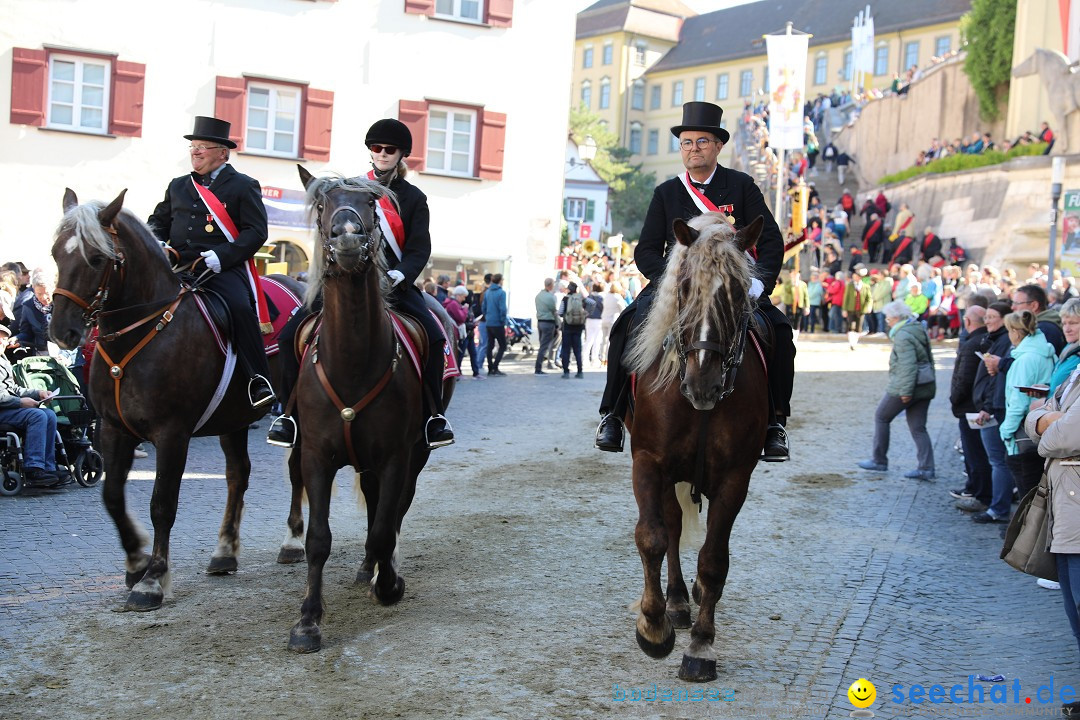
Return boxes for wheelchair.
[0,356,103,496]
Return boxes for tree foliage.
[568,107,655,240]
[960,0,1016,122]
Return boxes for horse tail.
[676,481,709,550]
[353,470,367,512]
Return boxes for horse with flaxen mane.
[285,168,454,653]
[49,189,303,612]
[623,212,769,682]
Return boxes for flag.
[765,33,810,149]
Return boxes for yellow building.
[574,0,970,179]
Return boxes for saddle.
[294,310,429,372]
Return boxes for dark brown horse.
[623,212,769,682]
[286,168,454,653]
[50,189,301,611]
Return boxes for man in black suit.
[147,116,274,409]
[595,101,794,460]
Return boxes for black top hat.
[184,116,237,149]
[671,101,730,144]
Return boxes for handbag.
[916,361,935,385]
[1013,424,1038,454]
[1001,471,1057,581]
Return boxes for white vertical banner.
[765,33,810,149]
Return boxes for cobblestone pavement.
[0,337,1074,719]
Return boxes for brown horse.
[623,212,769,682]
[50,189,301,611]
[286,168,454,653]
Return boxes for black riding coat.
[147,164,268,271]
[383,176,432,289]
[635,165,784,294]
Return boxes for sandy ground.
[0,335,966,719]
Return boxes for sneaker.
[972,511,1006,524]
[949,488,974,500]
[24,467,59,486]
[1036,578,1061,590]
[857,459,888,472]
[955,497,988,513]
[490,369,507,377]
[904,469,936,481]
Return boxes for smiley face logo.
[848,678,876,709]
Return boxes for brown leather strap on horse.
[95,291,187,438]
[313,356,394,472]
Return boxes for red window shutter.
[301,88,334,161]
[404,0,434,15]
[10,48,47,127]
[398,99,428,172]
[109,60,145,137]
[477,109,506,180]
[486,0,513,27]
[214,76,246,150]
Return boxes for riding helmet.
[365,119,412,157]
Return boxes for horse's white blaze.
[698,320,710,366]
[63,235,80,254]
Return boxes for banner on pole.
[765,33,810,149]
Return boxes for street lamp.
[568,135,597,169]
[1049,157,1065,288]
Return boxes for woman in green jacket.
[857,300,936,480]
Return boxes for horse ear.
[63,188,79,212]
[98,189,128,228]
[735,215,764,252]
[298,164,314,189]
[673,218,699,247]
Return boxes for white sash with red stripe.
[678,172,756,262]
[190,178,272,332]
[366,170,405,261]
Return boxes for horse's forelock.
[626,216,755,388]
[55,201,118,262]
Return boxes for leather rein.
[670,281,751,406]
[53,224,188,438]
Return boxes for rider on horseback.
[148,116,276,410]
[594,102,795,461]
[267,119,454,449]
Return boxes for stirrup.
[267,415,297,448]
[594,414,625,452]
[425,414,455,449]
[248,375,276,409]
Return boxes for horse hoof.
[277,547,306,564]
[371,576,405,606]
[125,567,148,590]
[206,556,238,575]
[125,589,163,612]
[354,568,373,585]
[635,627,676,659]
[288,623,322,653]
[667,608,693,629]
[678,654,717,683]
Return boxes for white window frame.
[669,134,680,153]
[599,77,611,109]
[716,73,729,100]
[739,70,753,97]
[581,80,592,110]
[649,84,661,109]
[631,80,645,111]
[245,82,301,158]
[935,36,951,57]
[583,45,594,69]
[602,41,614,66]
[694,77,705,102]
[434,0,482,23]
[634,42,647,66]
[874,44,889,76]
[47,53,110,134]
[647,128,659,155]
[565,197,586,222]
[843,49,853,81]
[672,80,683,106]
[903,41,919,71]
[814,55,827,85]
[629,122,642,154]
[425,105,477,178]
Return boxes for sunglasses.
[369,144,398,155]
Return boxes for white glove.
[200,250,222,273]
[387,269,405,287]
[748,277,764,299]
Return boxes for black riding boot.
[266,305,314,448]
[761,304,794,462]
[424,341,454,449]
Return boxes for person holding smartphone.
[0,323,61,487]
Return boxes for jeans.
[486,325,506,371]
[535,320,556,372]
[870,393,934,472]
[476,320,488,370]
[561,325,583,373]
[957,417,992,504]
[807,305,823,333]
[1005,450,1044,502]
[980,425,1015,518]
[829,305,844,333]
[463,326,480,376]
[1057,554,1080,657]
[0,406,57,471]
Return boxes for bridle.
[670,279,751,406]
[52,224,126,328]
[315,191,380,272]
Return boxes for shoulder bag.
[1001,468,1057,581]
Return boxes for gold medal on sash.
[204,214,214,233]
[205,224,214,233]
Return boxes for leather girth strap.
[313,358,394,473]
[95,290,188,438]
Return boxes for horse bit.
[315,193,379,271]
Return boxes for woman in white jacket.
[600,280,627,365]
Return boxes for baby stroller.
[0,355,103,496]
[505,317,534,356]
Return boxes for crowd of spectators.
[912,122,1055,167]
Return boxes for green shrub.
[878,143,1048,185]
